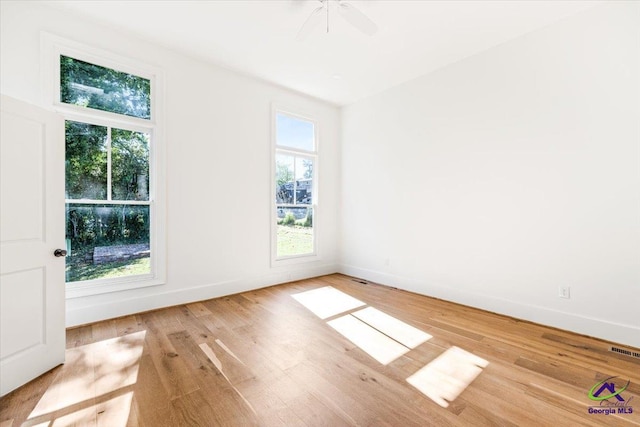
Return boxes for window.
[45,34,165,297]
[60,55,150,119]
[64,121,151,283]
[273,110,317,261]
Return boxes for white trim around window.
[41,32,167,298]
[271,105,320,266]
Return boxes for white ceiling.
[46,0,600,106]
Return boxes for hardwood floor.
[1,274,638,426]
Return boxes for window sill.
[271,252,320,268]
[66,274,164,299]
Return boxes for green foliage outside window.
[65,121,108,200]
[111,128,149,200]
[61,55,151,119]
[62,54,153,283]
[66,204,149,249]
[65,122,151,259]
[65,204,150,283]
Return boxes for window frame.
[42,33,166,298]
[271,106,319,265]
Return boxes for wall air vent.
[610,346,640,360]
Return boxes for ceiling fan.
[296,0,378,41]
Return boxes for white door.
[0,94,66,396]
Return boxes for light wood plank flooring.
[1,274,639,426]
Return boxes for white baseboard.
[338,264,640,349]
[66,264,339,327]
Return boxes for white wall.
[340,2,640,348]
[1,1,341,326]
[2,1,638,348]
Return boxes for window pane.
[65,121,108,200]
[65,204,151,283]
[276,113,314,151]
[112,128,150,201]
[276,206,313,257]
[60,55,151,119]
[276,154,294,204]
[295,157,313,205]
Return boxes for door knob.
[54,249,67,257]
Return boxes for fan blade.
[296,6,325,41]
[338,1,378,36]
[289,0,322,11]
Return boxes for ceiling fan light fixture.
[296,0,378,41]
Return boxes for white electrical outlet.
[559,286,570,299]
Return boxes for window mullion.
[293,155,297,206]
[62,110,152,134]
[65,199,151,206]
[275,146,316,156]
[107,126,112,202]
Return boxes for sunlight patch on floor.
[26,331,145,426]
[291,286,365,319]
[407,346,489,408]
[351,307,432,349]
[51,391,133,427]
[293,287,434,365]
[328,315,410,365]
